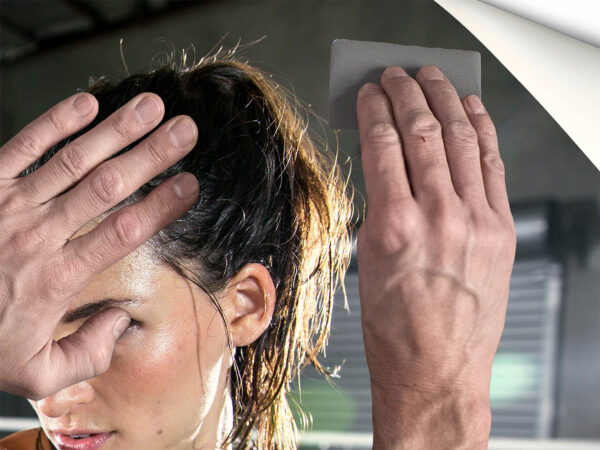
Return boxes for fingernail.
[420,66,444,80]
[173,173,198,198]
[169,118,196,149]
[383,66,408,78]
[113,316,130,340]
[359,83,381,94]
[466,95,486,114]
[134,96,162,124]
[73,94,93,116]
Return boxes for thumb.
[52,308,130,388]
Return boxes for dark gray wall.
[1,0,598,439]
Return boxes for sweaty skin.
[29,236,234,449]
[0,63,513,449]
[0,93,201,400]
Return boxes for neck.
[217,385,234,449]
[192,378,234,449]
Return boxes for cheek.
[105,306,229,422]
[109,323,198,407]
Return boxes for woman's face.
[29,244,233,450]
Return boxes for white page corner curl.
[434,0,600,172]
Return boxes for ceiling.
[0,0,212,64]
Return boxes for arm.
[0,93,199,399]
[356,65,516,449]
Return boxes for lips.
[53,431,114,450]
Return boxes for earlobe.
[226,263,276,347]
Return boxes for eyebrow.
[61,298,141,324]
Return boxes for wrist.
[371,381,491,450]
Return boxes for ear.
[222,263,276,347]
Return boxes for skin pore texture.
[29,224,238,449]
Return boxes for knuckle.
[14,129,42,160]
[431,198,466,236]
[361,205,421,255]
[360,224,400,256]
[47,108,68,134]
[108,115,134,141]
[364,121,399,145]
[111,210,143,246]
[144,137,167,166]
[57,143,86,179]
[404,110,441,137]
[90,165,124,205]
[476,120,497,139]
[481,153,505,176]
[438,215,467,242]
[391,212,422,242]
[444,120,478,144]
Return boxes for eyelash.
[128,319,141,330]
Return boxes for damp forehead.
[115,245,162,297]
[70,217,164,298]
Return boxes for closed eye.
[61,298,142,324]
[128,319,142,329]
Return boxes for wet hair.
[23,50,353,448]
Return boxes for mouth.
[53,431,114,450]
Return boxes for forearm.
[371,384,491,450]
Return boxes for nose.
[36,381,95,418]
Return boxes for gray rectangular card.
[329,39,481,129]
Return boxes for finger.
[357,82,413,209]
[62,172,198,283]
[416,66,486,203]
[44,308,130,394]
[0,93,98,179]
[50,116,196,234]
[462,95,510,214]
[379,67,454,199]
[22,93,165,202]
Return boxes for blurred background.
[1,1,599,448]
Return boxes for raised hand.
[356,66,516,449]
[0,92,199,400]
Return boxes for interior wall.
[1,0,598,438]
